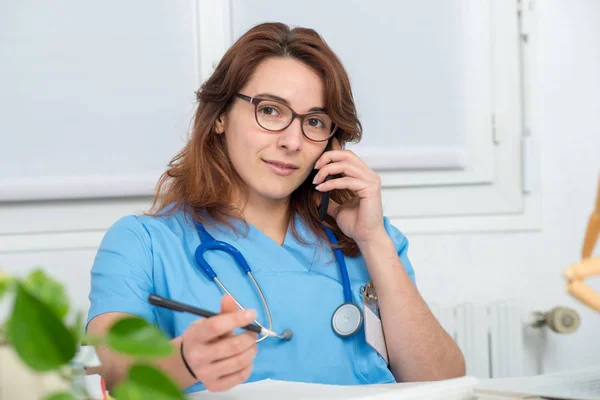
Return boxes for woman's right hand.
[180,295,258,392]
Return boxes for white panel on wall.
[389,0,541,231]
[0,0,198,202]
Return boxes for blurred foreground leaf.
[23,269,70,320]
[107,317,173,357]
[43,392,78,400]
[8,283,76,371]
[0,271,14,299]
[113,364,185,400]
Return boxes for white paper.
[364,303,389,364]
[475,364,600,400]
[187,376,479,400]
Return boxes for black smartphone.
[318,140,334,221]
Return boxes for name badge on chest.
[360,281,389,365]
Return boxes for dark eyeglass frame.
[234,93,337,142]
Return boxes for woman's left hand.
[313,138,386,245]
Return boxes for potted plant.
[0,268,186,400]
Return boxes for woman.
[86,22,465,394]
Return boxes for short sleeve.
[383,216,417,287]
[86,215,156,329]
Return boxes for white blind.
[0,0,198,200]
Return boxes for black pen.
[148,294,290,339]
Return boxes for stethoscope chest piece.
[332,302,363,337]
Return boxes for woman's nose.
[277,118,304,151]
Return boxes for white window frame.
[388,0,540,233]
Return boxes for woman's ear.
[214,114,226,134]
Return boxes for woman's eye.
[307,118,325,128]
[260,106,280,116]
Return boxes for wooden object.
[564,176,600,312]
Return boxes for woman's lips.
[263,159,298,176]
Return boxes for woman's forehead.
[243,58,326,111]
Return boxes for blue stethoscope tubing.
[323,227,352,304]
[194,221,363,341]
[194,222,275,343]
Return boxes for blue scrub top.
[87,209,416,393]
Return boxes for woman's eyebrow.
[254,92,327,113]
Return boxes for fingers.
[209,331,258,362]
[220,294,239,314]
[191,308,256,343]
[314,148,365,170]
[312,160,366,185]
[316,176,377,193]
[181,295,259,392]
[204,364,254,392]
[182,320,258,390]
[313,148,380,193]
[195,340,257,383]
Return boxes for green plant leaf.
[0,271,14,299]
[113,364,185,400]
[70,310,84,342]
[1,320,12,345]
[0,271,13,343]
[81,333,105,346]
[107,317,173,358]
[43,392,78,400]
[8,283,77,371]
[23,268,69,320]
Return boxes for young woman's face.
[218,57,329,203]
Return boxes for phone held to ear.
[318,140,334,221]
[319,177,332,221]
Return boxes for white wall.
[405,0,600,373]
[1,0,599,374]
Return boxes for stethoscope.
[194,221,364,342]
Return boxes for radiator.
[429,301,525,379]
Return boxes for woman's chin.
[253,186,295,202]
[263,191,293,201]
[246,179,304,202]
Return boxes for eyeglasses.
[234,93,337,142]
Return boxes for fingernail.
[315,184,323,191]
[312,175,318,184]
[245,310,256,320]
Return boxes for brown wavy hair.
[148,22,363,256]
